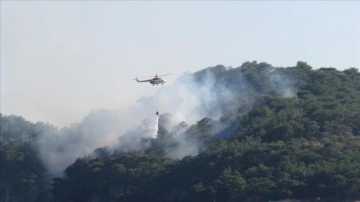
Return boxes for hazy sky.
[1,1,359,127]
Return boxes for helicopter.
[135,73,171,86]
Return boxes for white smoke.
[36,63,297,176]
[268,68,296,98]
[156,70,239,124]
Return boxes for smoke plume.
[36,63,297,176]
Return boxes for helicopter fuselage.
[149,77,165,85]
[135,73,170,85]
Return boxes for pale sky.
[1,1,359,127]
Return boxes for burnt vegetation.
[1,61,360,202]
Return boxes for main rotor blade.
[157,73,173,77]
[137,73,173,78]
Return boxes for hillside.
[1,61,360,202]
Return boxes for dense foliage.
[0,115,50,202]
[1,61,359,202]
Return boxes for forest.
[1,61,360,202]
